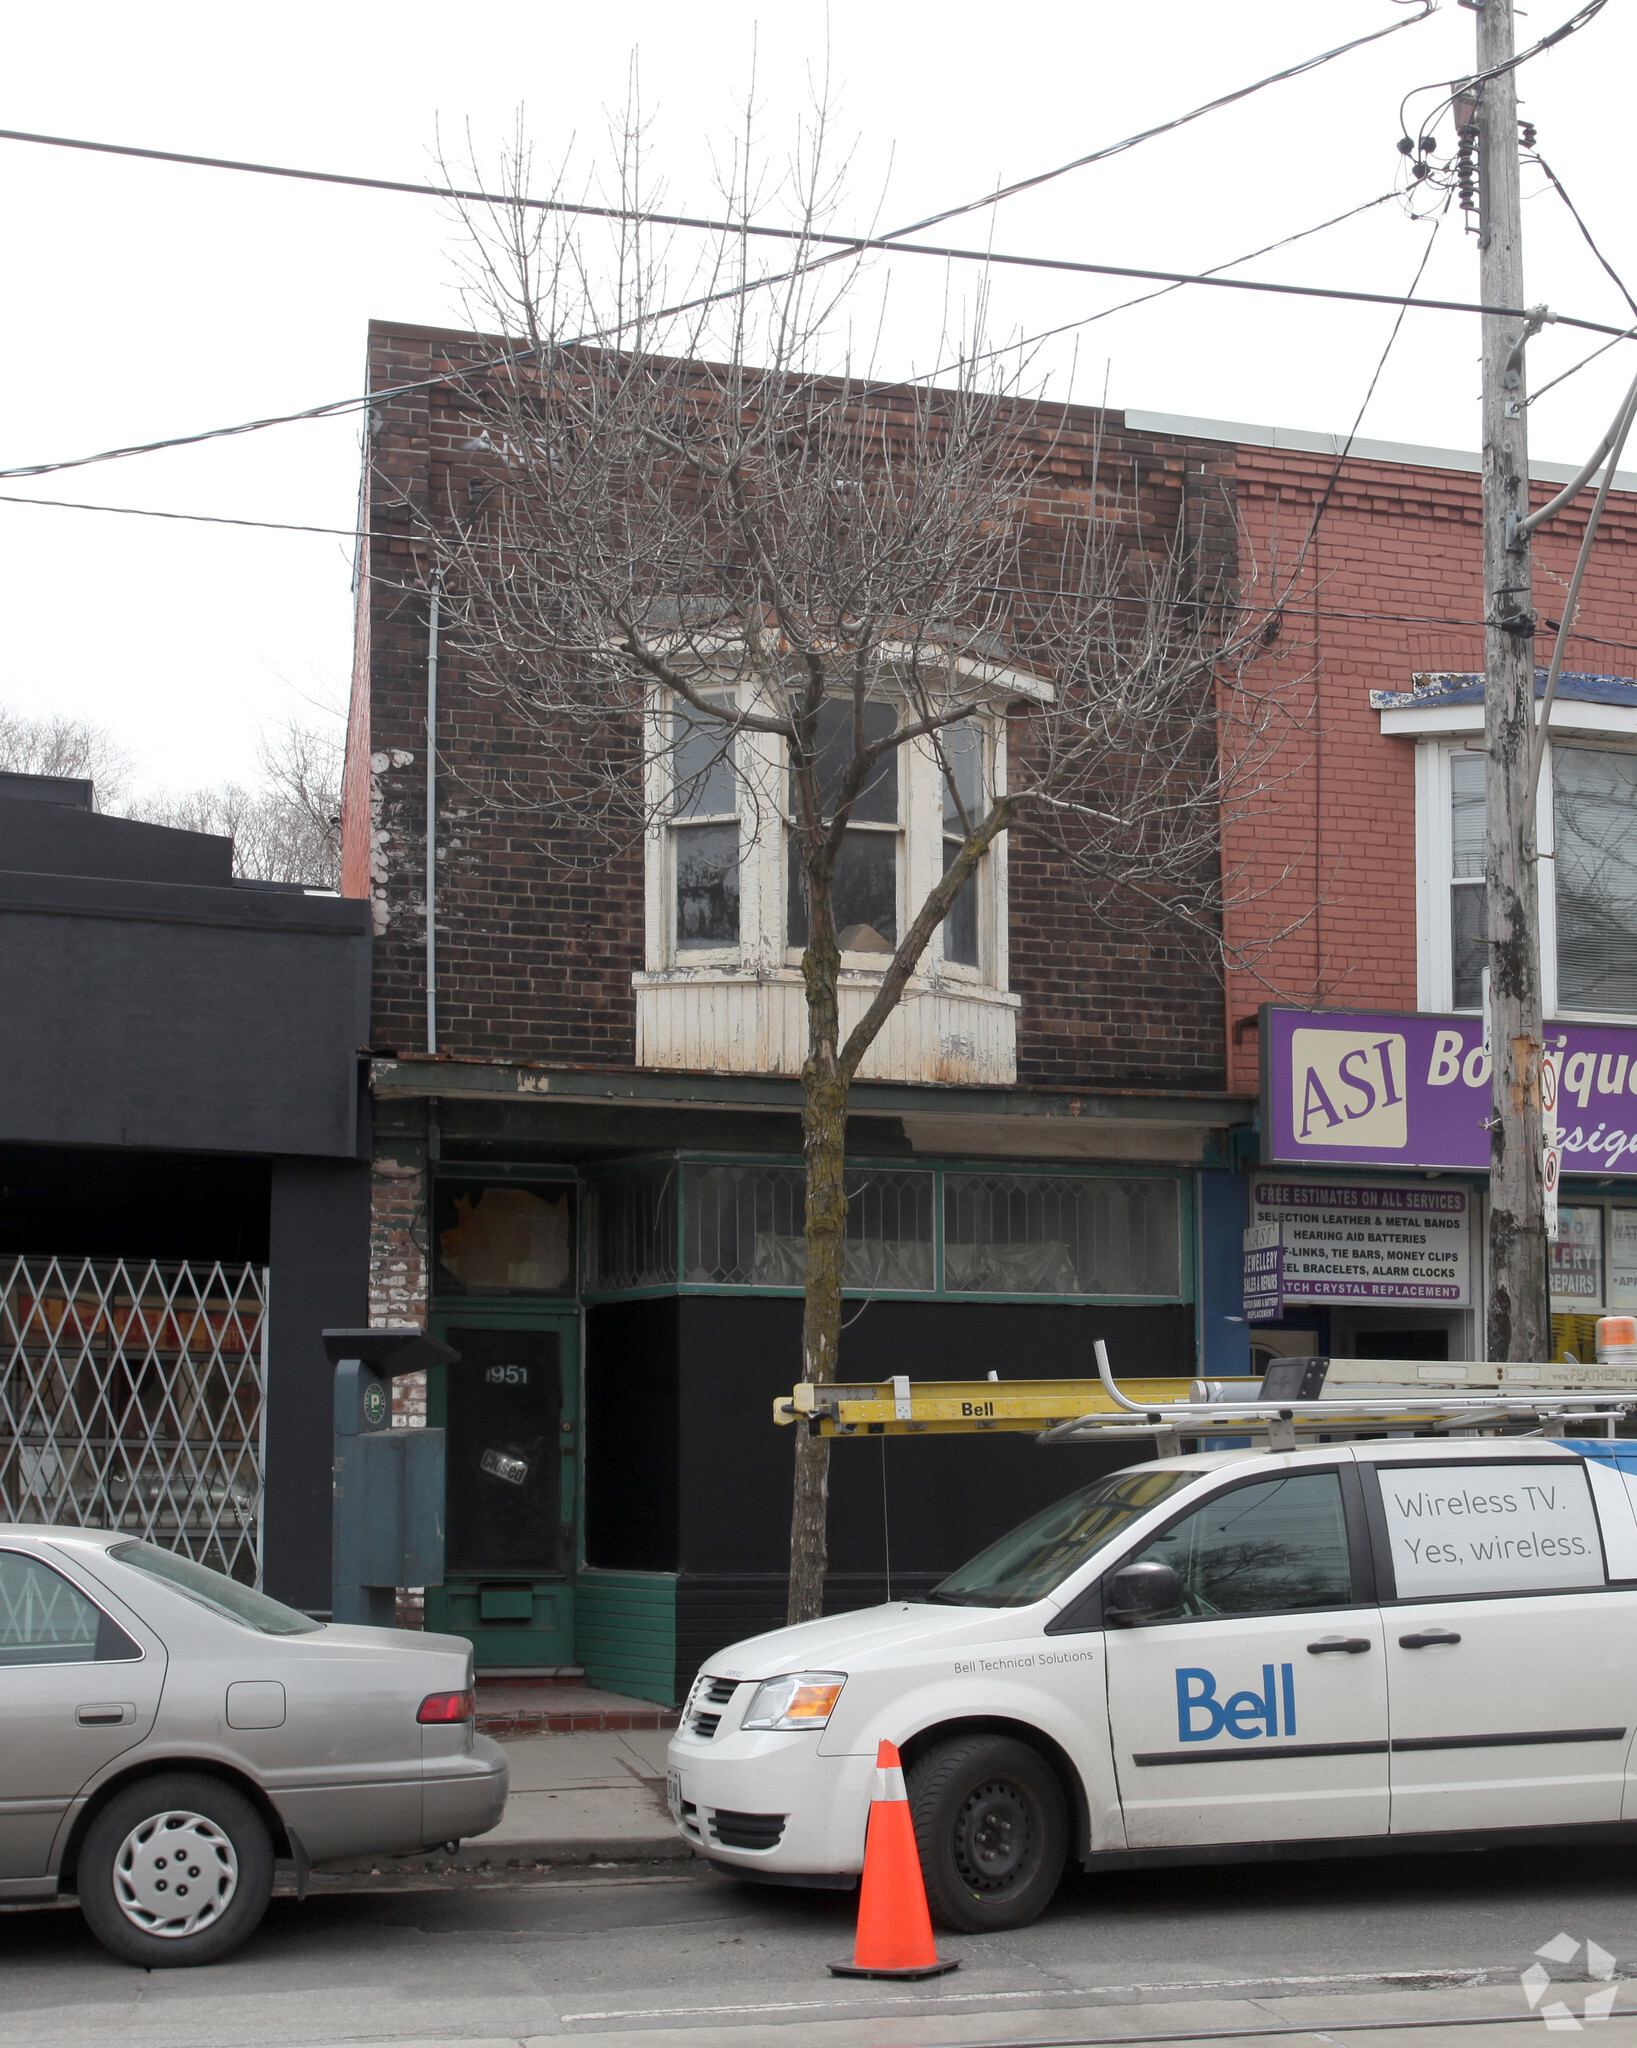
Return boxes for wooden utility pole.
[1476,0,1550,1360]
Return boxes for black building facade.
[0,775,372,1609]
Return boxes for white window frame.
[645,681,1013,990]
[1412,723,1637,1022]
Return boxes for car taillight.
[417,1689,474,1724]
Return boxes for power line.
[0,9,1435,259]
[6,486,1636,656]
[1530,153,1637,323]
[10,249,1637,491]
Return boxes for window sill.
[633,966,1019,1082]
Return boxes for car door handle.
[1398,1630,1462,1649]
[76,1703,135,1726]
[1307,1637,1372,1654]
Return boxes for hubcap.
[112,1809,238,1938]
[952,1777,1033,1893]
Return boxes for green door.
[425,1312,579,1669]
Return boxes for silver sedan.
[0,1524,508,1966]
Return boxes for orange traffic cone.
[830,1740,959,1979]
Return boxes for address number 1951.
[485,1365,530,1385]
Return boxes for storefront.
[373,1068,1246,1703]
[1244,1005,1637,1367]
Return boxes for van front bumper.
[667,1733,874,1875]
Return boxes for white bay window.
[638,679,1019,1081]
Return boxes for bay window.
[670,698,739,953]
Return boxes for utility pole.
[1475,0,1549,1361]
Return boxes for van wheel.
[75,1773,274,1967]
[906,1734,1067,1933]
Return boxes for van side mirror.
[1103,1561,1181,1625]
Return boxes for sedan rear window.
[925,1467,1195,1607]
[108,1542,320,1635]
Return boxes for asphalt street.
[8,1843,1637,2048]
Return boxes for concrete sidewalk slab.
[316,1726,694,1874]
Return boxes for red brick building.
[1126,407,1637,1371]
[342,326,1637,1699]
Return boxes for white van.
[666,1435,1637,1931]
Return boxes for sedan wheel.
[77,1774,273,1967]
[907,1734,1067,1933]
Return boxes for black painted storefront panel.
[585,1292,1189,1699]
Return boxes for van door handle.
[76,1703,134,1726]
[1307,1637,1371,1654]
[1398,1630,1462,1649]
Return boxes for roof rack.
[777,1344,1637,1453]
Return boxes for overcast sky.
[5,0,1634,797]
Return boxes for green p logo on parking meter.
[362,1380,387,1429]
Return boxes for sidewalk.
[317,1724,693,1875]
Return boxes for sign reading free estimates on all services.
[1262,1006,1637,1174]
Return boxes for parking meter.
[323,1328,461,1627]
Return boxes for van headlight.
[740,1671,847,1731]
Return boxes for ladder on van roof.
[775,1344,1637,1452]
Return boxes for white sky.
[4,0,1634,795]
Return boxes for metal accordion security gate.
[0,1258,268,1584]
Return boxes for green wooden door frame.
[425,1303,581,1671]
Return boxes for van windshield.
[924,1468,1194,1608]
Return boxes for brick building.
[1128,407,1637,1372]
[343,325,1637,1701]
[342,324,1258,1703]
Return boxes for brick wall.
[1222,444,1637,1093]
[348,321,1238,1092]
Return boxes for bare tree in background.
[0,707,133,805]
[131,721,343,888]
[404,119,1295,1623]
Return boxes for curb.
[315,1834,696,1875]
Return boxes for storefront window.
[434,1181,575,1295]
[585,1166,678,1292]
[944,1174,1180,1297]
[1549,1205,1604,1312]
[682,1164,933,1290]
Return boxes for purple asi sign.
[1262,1006,1637,1176]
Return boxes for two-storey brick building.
[342,323,1260,1703]
[344,323,1637,1703]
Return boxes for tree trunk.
[788,922,847,1625]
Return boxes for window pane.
[1451,881,1486,1009]
[0,1551,102,1665]
[794,699,899,823]
[942,837,980,965]
[788,829,898,949]
[682,1165,933,1289]
[672,702,736,818]
[435,1181,575,1294]
[1550,1204,1604,1309]
[587,1166,678,1292]
[1126,1473,1353,1619]
[675,822,740,948]
[1554,748,1637,1014]
[944,1174,1181,1295]
[940,721,984,833]
[930,1470,1193,1608]
[1450,752,1485,879]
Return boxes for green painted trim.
[577,1570,678,1706]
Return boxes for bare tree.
[0,705,134,806]
[131,721,343,887]
[408,120,1289,1622]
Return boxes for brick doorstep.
[474,1680,679,1736]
